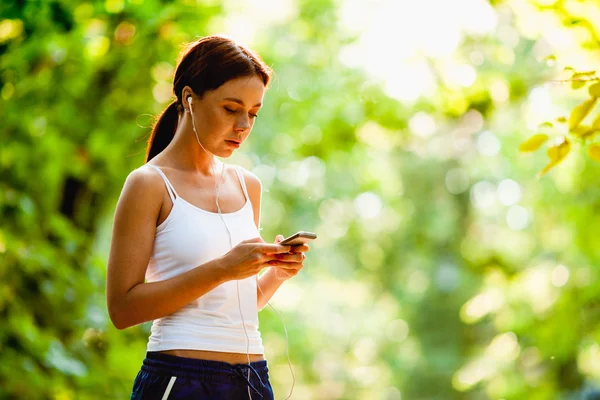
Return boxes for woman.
[106,35,310,400]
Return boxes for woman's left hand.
[268,234,310,280]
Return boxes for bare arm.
[106,167,289,329]
[106,168,226,329]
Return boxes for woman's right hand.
[219,237,291,281]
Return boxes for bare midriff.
[160,349,265,364]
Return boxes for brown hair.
[145,35,272,162]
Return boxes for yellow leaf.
[572,79,586,89]
[588,144,600,162]
[538,121,553,129]
[556,116,568,123]
[538,160,559,177]
[570,125,596,138]
[593,114,600,130]
[589,82,600,98]
[538,139,571,177]
[572,70,597,78]
[569,98,597,130]
[547,138,570,163]
[519,134,549,152]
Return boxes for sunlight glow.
[221,0,297,44]
[506,205,529,231]
[386,319,410,343]
[525,86,558,130]
[445,168,470,195]
[551,264,569,287]
[453,358,495,391]
[485,332,520,362]
[409,112,437,138]
[407,270,430,296]
[476,131,501,157]
[354,192,383,219]
[578,343,600,379]
[497,179,522,206]
[519,267,558,315]
[319,198,351,240]
[461,289,504,323]
[471,181,497,209]
[339,0,497,102]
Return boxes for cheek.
[202,109,228,129]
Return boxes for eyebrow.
[222,97,262,107]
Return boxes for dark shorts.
[130,352,274,400]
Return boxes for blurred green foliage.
[2,0,600,399]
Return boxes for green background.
[2,0,600,399]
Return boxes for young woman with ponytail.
[106,35,310,399]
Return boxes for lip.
[225,140,241,148]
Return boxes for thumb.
[242,237,264,244]
[275,234,285,243]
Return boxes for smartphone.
[279,231,317,246]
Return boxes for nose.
[234,115,251,132]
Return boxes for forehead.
[212,75,266,104]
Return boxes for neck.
[160,113,222,176]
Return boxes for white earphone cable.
[187,97,294,399]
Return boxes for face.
[184,75,266,157]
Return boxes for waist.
[143,352,269,383]
[159,349,265,364]
[147,311,265,355]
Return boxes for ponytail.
[145,100,181,162]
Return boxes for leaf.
[538,121,553,129]
[572,79,586,89]
[589,82,600,98]
[538,138,571,177]
[593,114,600,130]
[569,98,598,130]
[556,116,568,123]
[573,70,597,77]
[588,144,600,162]
[588,143,600,162]
[548,138,571,162]
[570,125,598,139]
[520,134,549,152]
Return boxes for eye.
[249,113,258,119]
[224,107,236,114]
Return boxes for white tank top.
[143,164,264,355]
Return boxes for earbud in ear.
[187,96,192,105]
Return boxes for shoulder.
[111,166,165,238]
[123,165,165,196]
[116,166,167,216]
[232,165,262,195]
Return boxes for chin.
[216,149,235,158]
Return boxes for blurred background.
[2,0,600,399]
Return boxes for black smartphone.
[279,231,317,246]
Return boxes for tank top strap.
[145,164,178,203]
[234,165,250,201]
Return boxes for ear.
[182,86,194,104]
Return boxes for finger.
[259,243,292,254]
[268,261,300,269]
[275,253,304,262]
[275,234,284,243]
[242,237,264,244]
[289,244,309,253]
